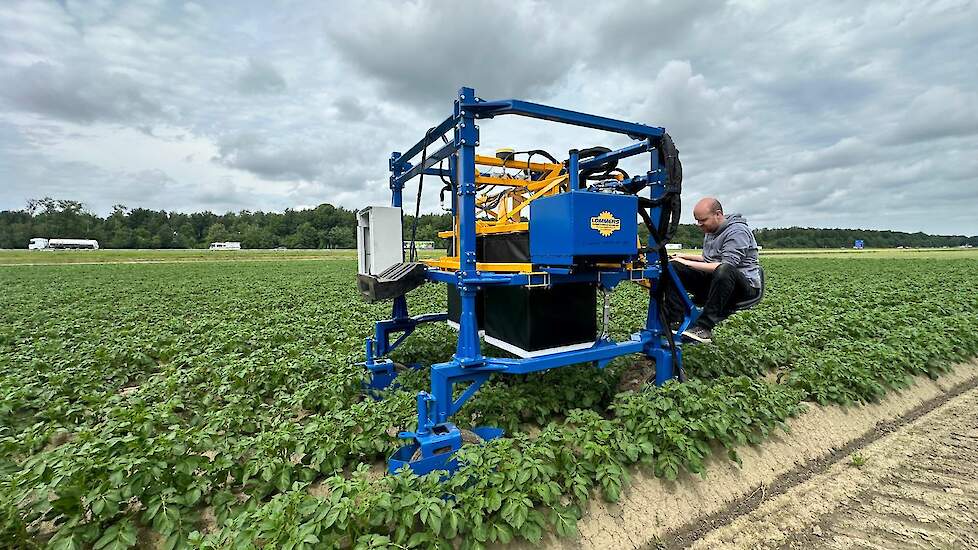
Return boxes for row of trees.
[639,224,978,249]
[1,198,975,250]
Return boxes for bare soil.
[691,382,978,549]
[521,360,978,550]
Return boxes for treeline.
[0,198,452,250]
[645,225,978,249]
[1,198,975,250]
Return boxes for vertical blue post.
[568,149,580,191]
[455,87,482,365]
[389,152,408,320]
[644,144,665,337]
[651,348,675,386]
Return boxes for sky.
[1,0,977,235]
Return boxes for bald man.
[664,197,761,344]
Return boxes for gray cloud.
[323,1,576,107]
[2,62,163,124]
[215,132,323,181]
[885,86,978,145]
[0,0,976,236]
[790,137,876,175]
[237,57,286,95]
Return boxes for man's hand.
[673,257,722,273]
[672,252,706,262]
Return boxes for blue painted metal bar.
[422,168,450,177]
[449,374,489,416]
[579,140,652,172]
[463,99,665,139]
[568,149,580,191]
[389,153,404,205]
[394,140,457,188]
[387,153,410,323]
[455,87,482,366]
[483,338,646,374]
[425,266,660,288]
[392,115,457,171]
[372,312,449,357]
[372,85,690,477]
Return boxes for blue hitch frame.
[362,86,699,476]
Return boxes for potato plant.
[1,252,976,548]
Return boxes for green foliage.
[4,197,976,250]
[1,253,976,547]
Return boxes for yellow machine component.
[421,257,536,273]
[493,174,567,224]
[437,221,528,239]
[474,154,561,173]
[432,151,568,271]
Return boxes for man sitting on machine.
[664,197,762,344]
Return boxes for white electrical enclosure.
[357,206,403,275]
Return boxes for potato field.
[2,250,978,549]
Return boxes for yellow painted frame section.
[422,257,536,273]
[434,154,566,266]
[474,154,561,173]
[438,221,528,239]
[494,174,568,223]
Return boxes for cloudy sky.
[1,0,977,235]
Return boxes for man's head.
[693,197,724,234]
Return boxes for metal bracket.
[526,272,551,288]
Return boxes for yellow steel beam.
[475,154,561,173]
[438,221,528,239]
[422,257,536,273]
[495,174,567,223]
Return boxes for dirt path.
[691,384,978,550]
[521,361,978,550]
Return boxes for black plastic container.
[484,283,596,354]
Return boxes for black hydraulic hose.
[408,127,435,262]
[658,249,685,383]
[577,146,619,182]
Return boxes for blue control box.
[529,191,638,266]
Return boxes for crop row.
[1,254,977,548]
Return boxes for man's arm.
[672,252,705,261]
[671,256,720,272]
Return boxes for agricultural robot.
[356,86,697,476]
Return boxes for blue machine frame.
[363,86,697,475]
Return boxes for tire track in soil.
[684,383,978,549]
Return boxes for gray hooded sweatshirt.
[702,213,761,288]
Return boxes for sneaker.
[681,326,713,344]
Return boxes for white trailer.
[209,241,242,250]
[29,238,99,250]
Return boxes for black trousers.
[661,262,758,329]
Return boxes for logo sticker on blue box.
[590,211,621,237]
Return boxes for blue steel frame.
[364,87,697,475]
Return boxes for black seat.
[357,262,427,303]
[732,267,765,311]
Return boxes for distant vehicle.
[665,243,683,250]
[403,240,434,250]
[209,241,242,250]
[29,238,99,250]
